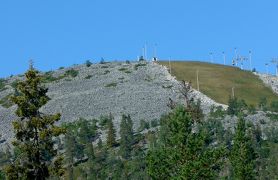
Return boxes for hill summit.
[0,61,223,142]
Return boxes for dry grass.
[159,61,278,105]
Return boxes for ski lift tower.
[238,56,248,69]
[271,58,278,76]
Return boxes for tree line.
[0,67,277,179]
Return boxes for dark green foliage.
[209,105,226,118]
[150,119,159,128]
[0,94,14,108]
[230,116,257,179]
[85,60,92,67]
[105,82,117,88]
[227,96,248,116]
[84,75,92,79]
[202,117,226,145]
[59,67,64,70]
[188,99,204,122]
[147,106,226,179]
[99,115,111,128]
[10,80,19,89]
[258,97,267,111]
[265,127,278,143]
[0,78,7,91]
[134,63,146,70]
[107,116,117,148]
[5,68,66,179]
[266,113,278,121]
[65,69,79,78]
[248,104,256,114]
[270,100,278,112]
[120,115,134,159]
[139,56,145,61]
[0,147,12,179]
[118,67,128,72]
[103,70,110,75]
[41,71,63,83]
[137,119,150,132]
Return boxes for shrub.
[134,63,146,70]
[137,119,150,132]
[150,119,159,128]
[0,94,14,108]
[99,115,112,128]
[85,60,92,67]
[59,67,64,70]
[139,56,145,61]
[125,70,132,74]
[105,82,117,88]
[65,69,79,78]
[266,113,278,121]
[118,67,128,72]
[41,73,59,83]
[100,58,105,64]
[11,80,19,89]
[126,60,130,64]
[0,79,6,91]
[103,70,110,75]
[85,75,92,79]
[270,101,278,112]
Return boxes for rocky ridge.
[0,61,225,143]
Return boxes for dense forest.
[0,67,278,179]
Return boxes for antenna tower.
[271,58,278,76]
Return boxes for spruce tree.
[64,132,75,180]
[5,67,66,179]
[107,118,116,148]
[230,116,257,179]
[119,115,134,159]
[147,106,225,179]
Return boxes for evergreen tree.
[64,132,75,180]
[120,115,134,159]
[230,116,257,179]
[258,97,267,111]
[5,67,66,179]
[147,106,225,179]
[107,118,116,148]
[227,96,238,115]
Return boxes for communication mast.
[209,52,213,63]
[249,50,252,70]
[222,51,226,65]
[271,58,278,76]
[234,48,238,66]
[265,63,269,75]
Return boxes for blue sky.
[0,0,278,77]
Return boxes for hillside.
[0,61,223,143]
[159,61,278,105]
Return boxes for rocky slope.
[255,73,278,94]
[0,62,225,143]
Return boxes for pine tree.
[147,106,226,179]
[230,116,257,179]
[64,132,75,180]
[120,115,134,159]
[5,67,66,179]
[107,118,116,148]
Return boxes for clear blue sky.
[1,0,278,77]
